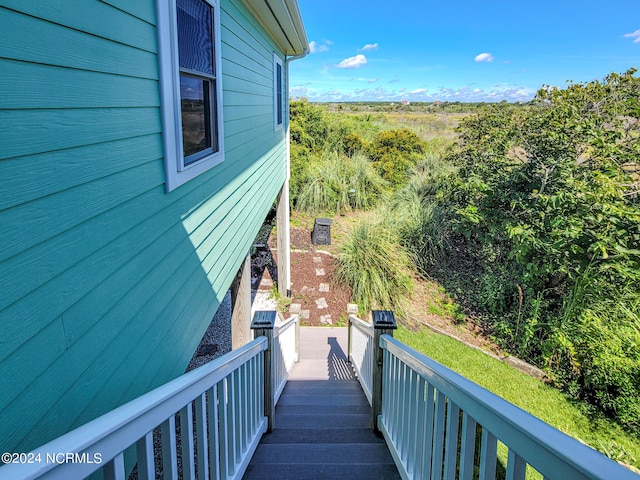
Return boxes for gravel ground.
[185,288,278,372]
[141,288,277,480]
[185,290,233,371]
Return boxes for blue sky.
[290,0,639,102]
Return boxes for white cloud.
[289,80,534,103]
[335,54,368,69]
[624,29,640,43]
[474,52,494,62]
[360,43,379,51]
[309,40,330,53]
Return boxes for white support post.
[276,181,291,298]
[231,253,252,349]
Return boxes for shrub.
[368,128,427,187]
[433,69,640,428]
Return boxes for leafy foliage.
[290,80,640,430]
[367,128,427,187]
[424,69,640,430]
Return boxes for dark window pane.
[177,0,214,75]
[276,62,283,125]
[180,75,212,162]
[210,79,219,153]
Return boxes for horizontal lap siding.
[0,0,287,453]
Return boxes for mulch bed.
[262,226,352,326]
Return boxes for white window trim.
[273,53,284,131]
[156,0,225,192]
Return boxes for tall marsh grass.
[296,152,387,214]
[386,154,457,274]
[334,218,414,314]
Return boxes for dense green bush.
[290,86,640,430]
[367,128,427,187]
[423,69,640,430]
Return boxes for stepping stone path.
[288,249,351,326]
[315,298,329,309]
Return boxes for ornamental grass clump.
[334,219,414,314]
[296,152,387,214]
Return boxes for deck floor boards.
[243,327,400,480]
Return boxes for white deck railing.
[0,338,268,480]
[378,334,639,480]
[272,315,300,404]
[0,310,301,480]
[348,315,374,404]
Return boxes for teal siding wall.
[0,0,287,452]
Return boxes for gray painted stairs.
[243,327,400,480]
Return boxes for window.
[157,0,224,192]
[274,54,283,130]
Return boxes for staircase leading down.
[243,327,400,480]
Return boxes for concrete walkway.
[243,327,400,480]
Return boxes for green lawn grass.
[394,325,640,471]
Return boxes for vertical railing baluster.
[103,452,125,480]
[234,365,243,460]
[390,354,400,442]
[431,391,446,480]
[421,382,435,479]
[405,368,419,475]
[397,361,407,458]
[180,403,196,480]
[479,428,498,480]
[248,355,256,434]
[136,432,155,480]
[230,370,240,472]
[218,379,229,480]
[459,412,477,480]
[258,350,265,424]
[253,347,259,430]
[370,334,374,392]
[195,394,209,480]
[243,362,249,454]
[240,361,247,447]
[403,365,415,462]
[444,401,460,480]
[506,449,527,480]
[381,349,390,424]
[413,376,427,480]
[161,415,178,480]
[208,385,221,480]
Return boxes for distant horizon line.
[289,98,530,104]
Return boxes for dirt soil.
[259,225,351,326]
